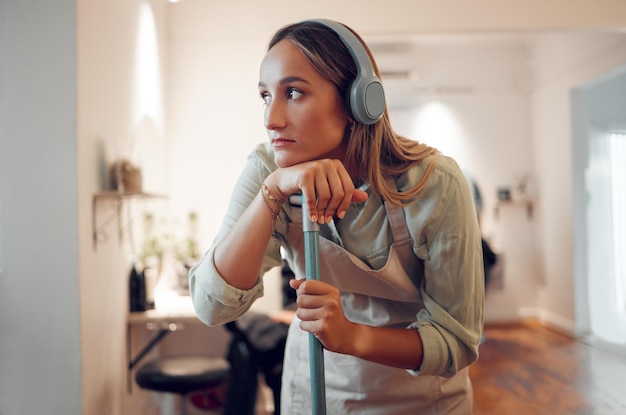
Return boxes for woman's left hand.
[289,278,357,354]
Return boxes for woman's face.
[259,39,350,168]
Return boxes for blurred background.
[1,0,626,413]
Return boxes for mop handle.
[302,197,327,415]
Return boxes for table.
[126,295,204,392]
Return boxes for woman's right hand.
[264,158,368,224]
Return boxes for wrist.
[261,183,286,207]
[343,322,370,358]
[263,173,289,203]
[259,182,286,247]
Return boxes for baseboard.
[517,307,576,337]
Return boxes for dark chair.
[135,355,230,415]
[221,323,260,415]
[223,315,289,415]
[134,313,284,415]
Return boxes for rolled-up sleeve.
[406,158,485,377]
[189,248,266,326]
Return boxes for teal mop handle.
[302,197,326,415]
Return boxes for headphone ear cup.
[348,75,385,125]
[302,19,386,125]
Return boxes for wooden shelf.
[494,198,535,219]
[93,191,166,201]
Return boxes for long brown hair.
[268,21,439,206]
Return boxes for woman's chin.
[274,159,290,168]
[273,155,301,168]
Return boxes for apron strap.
[383,177,411,243]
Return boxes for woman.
[190,19,484,414]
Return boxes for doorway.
[574,66,626,345]
[586,130,626,344]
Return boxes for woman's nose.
[264,100,286,130]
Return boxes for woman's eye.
[287,88,302,100]
[259,92,271,105]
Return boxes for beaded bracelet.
[262,184,286,205]
[260,183,285,246]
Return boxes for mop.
[302,198,327,415]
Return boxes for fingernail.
[338,211,345,219]
[310,215,317,223]
[326,216,332,224]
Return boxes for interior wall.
[378,37,538,321]
[529,32,626,333]
[166,35,268,251]
[166,0,626,39]
[77,0,169,414]
[571,88,592,336]
[0,1,81,414]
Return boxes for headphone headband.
[302,19,385,125]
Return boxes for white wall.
[379,38,539,322]
[0,1,81,414]
[529,33,626,333]
[77,1,171,413]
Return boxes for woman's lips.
[272,138,295,147]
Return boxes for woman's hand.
[265,159,368,224]
[290,278,359,354]
[290,278,424,369]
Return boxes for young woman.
[190,19,484,414]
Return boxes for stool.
[135,355,230,415]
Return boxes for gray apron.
[281,194,473,414]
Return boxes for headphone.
[303,19,386,125]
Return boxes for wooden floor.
[470,321,626,415]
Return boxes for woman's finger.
[313,172,332,224]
